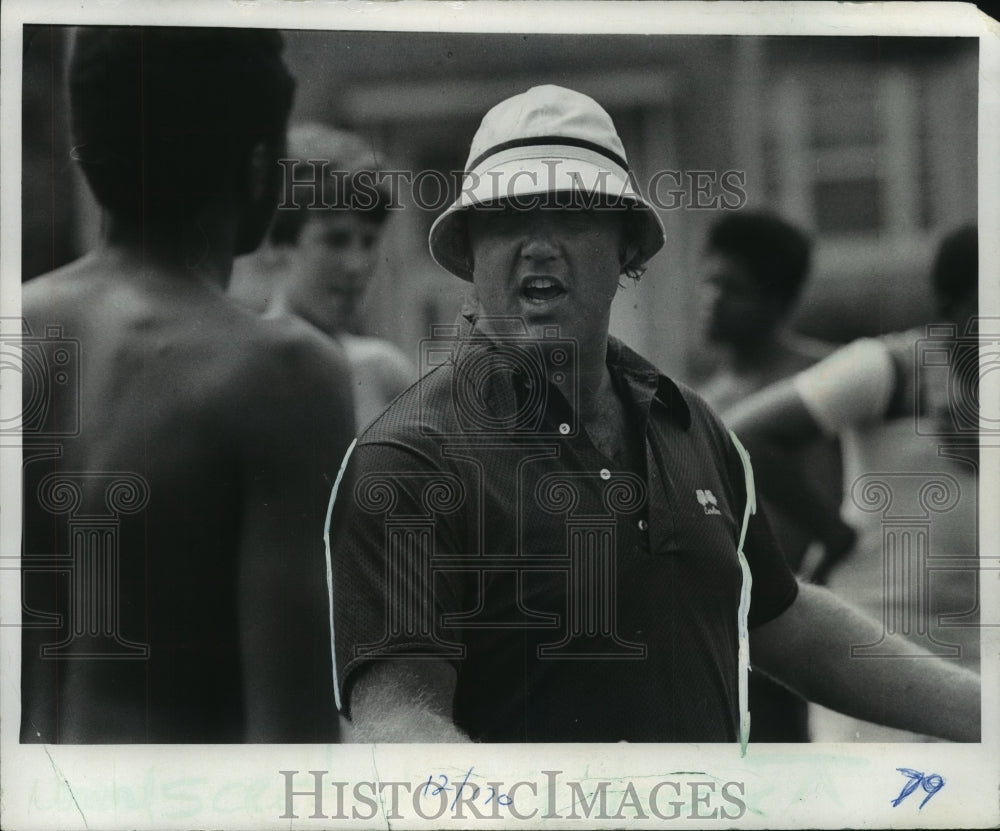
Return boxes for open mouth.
[520,276,567,303]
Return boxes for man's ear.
[232,139,282,257]
[620,240,640,270]
[246,140,270,203]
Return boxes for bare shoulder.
[22,259,354,453]
[21,258,104,325]
[340,334,415,386]
[215,308,355,434]
[340,334,413,368]
[237,310,351,388]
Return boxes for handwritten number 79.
[892,768,945,809]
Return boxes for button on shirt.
[328,313,798,743]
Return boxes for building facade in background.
[23,31,977,384]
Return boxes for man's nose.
[520,219,561,262]
[343,243,373,279]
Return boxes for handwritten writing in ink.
[422,767,512,812]
[891,768,945,809]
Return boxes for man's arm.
[725,379,823,446]
[327,431,475,741]
[344,659,472,743]
[723,340,902,579]
[751,582,980,742]
[237,330,356,742]
[727,335,900,446]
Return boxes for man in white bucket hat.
[326,85,978,743]
[428,84,663,284]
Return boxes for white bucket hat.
[428,84,665,282]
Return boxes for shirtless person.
[697,211,842,741]
[699,211,853,582]
[20,27,354,743]
[727,225,981,742]
[699,212,828,411]
[229,123,414,429]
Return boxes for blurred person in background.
[697,211,852,741]
[699,211,827,411]
[229,123,415,429]
[727,224,980,741]
[698,211,854,580]
[20,27,354,743]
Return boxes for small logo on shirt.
[696,489,721,515]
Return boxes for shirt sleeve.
[721,422,800,628]
[744,502,800,628]
[326,440,468,716]
[791,337,896,435]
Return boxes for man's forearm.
[752,583,980,742]
[725,380,823,446]
[343,708,472,743]
[344,659,473,743]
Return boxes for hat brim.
[428,154,665,282]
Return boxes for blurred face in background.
[698,252,786,347]
[283,212,383,336]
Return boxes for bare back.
[338,334,415,429]
[20,254,354,742]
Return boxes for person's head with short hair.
[931,224,977,329]
[699,211,812,346]
[69,26,295,255]
[927,224,979,430]
[269,123,392,336]
[428,85,665,351]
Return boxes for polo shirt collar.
[457,311,691,431]
[606,335,692,430]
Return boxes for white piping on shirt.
[324,437,358,714]
[729,429,757,756]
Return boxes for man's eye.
[563,210,595,229]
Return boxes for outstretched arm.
[344,659,472,743]
[751,582,980,742]
[727,335,902,446]
[725,379,824,447]
[723,338,904,580]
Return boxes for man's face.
[698,252,785,346]
[285,212,382,335]
[466,204,625,346]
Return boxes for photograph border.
[2,2,997,829]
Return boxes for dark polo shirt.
[328,315,798,742]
